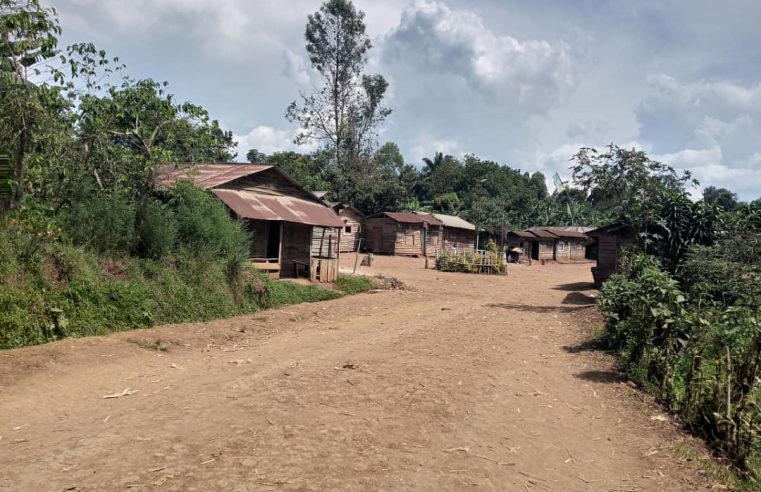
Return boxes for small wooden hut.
[507,227,591,262]
[363,212,443,256]
[424,213,476,253]
[329,202,364,252]
[586,222,635,287]
[157,164,344,282]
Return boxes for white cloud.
[281,49,311,87]
[382,0,578,113]
[234,125,315,156]
[409,134,464,164]
[635,75,761,199]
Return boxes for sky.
[50,0,761,200]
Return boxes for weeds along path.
[0,257,717,491]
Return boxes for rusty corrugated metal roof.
[213,189,344,228]
[156,163,271,190]
[374,211,444,226]
[508,230,537,239]
[539,227,588,239]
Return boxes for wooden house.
[586,222,635,287]
[364,212,443,256]
[328,202,364,252]
[507,227,591,262]
[423,213,476,253]
[537,227,589,260]
[157,164,344,282]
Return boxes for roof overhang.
[213,189,344,228]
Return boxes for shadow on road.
[553,282,596,291]
[562,339,607,353]
[485,302,594,314]
[574,370,626,384]
[561,292,597,306]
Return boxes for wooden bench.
[293,260,310,278]
[251,258,281,273]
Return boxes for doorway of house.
[267,222,281,259]
[531,240,540,260]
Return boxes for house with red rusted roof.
[363,211,444,256]
[157,164,344,281]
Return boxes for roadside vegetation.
[570,146,761,484]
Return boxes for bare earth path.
[0,256,716,491]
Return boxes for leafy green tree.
[702,185,739,211]
[553,187,587,205]
[571,144,695,219]
[285,0,390,167]
[76,78,235,194]
[268,150,331,193]
[0,0,62,205]
[421,152,463,200]
[528,171,548,200]
[246,148,267,163]
[432,192,460,215]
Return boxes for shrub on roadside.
[59,192,137,255]
[335,274,374,295]
[599,252,760,478]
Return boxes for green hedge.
[599,253,760,480]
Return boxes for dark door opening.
[266,221,281,259]
[531,240,540,260]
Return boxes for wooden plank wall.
[246,219,270,258]
[394,223,424,256]
[536,240,556,260]
[569,240,587,260]
[596,234,620,271]
[337,208,363,252]
[311,227,339,258]
[230,168,316,201]
[281,222,312,278]
[364,217,399,254]
[442,227,476,252]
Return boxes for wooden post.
[318,227,326,257]
[423,223,429,269]
[328,235,333,259]
[353,238,363,274]
[278,222,284,278]
[337,228,342,270]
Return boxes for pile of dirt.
[370,274,407,291]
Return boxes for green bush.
[135,199,177,259]
[335,275,373,294]
[59,192,137,255]
[599,253,760,478]
[166,182,249,270]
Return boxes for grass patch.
[0,228,348,350]
[335,275,374,295]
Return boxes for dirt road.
[0,256,716,491]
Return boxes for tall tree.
[702,185,739,211]
[246,148,267,163]
[0,0,62,205]
[285,0,390,167]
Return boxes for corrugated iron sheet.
[508,230,537,239]
[156,163,271,190]
[213,189,344,228]
[428,212,476,230]
[380,211,444,226]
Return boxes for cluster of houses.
[158,162,624,286]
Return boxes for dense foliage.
[582,147,761,480]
